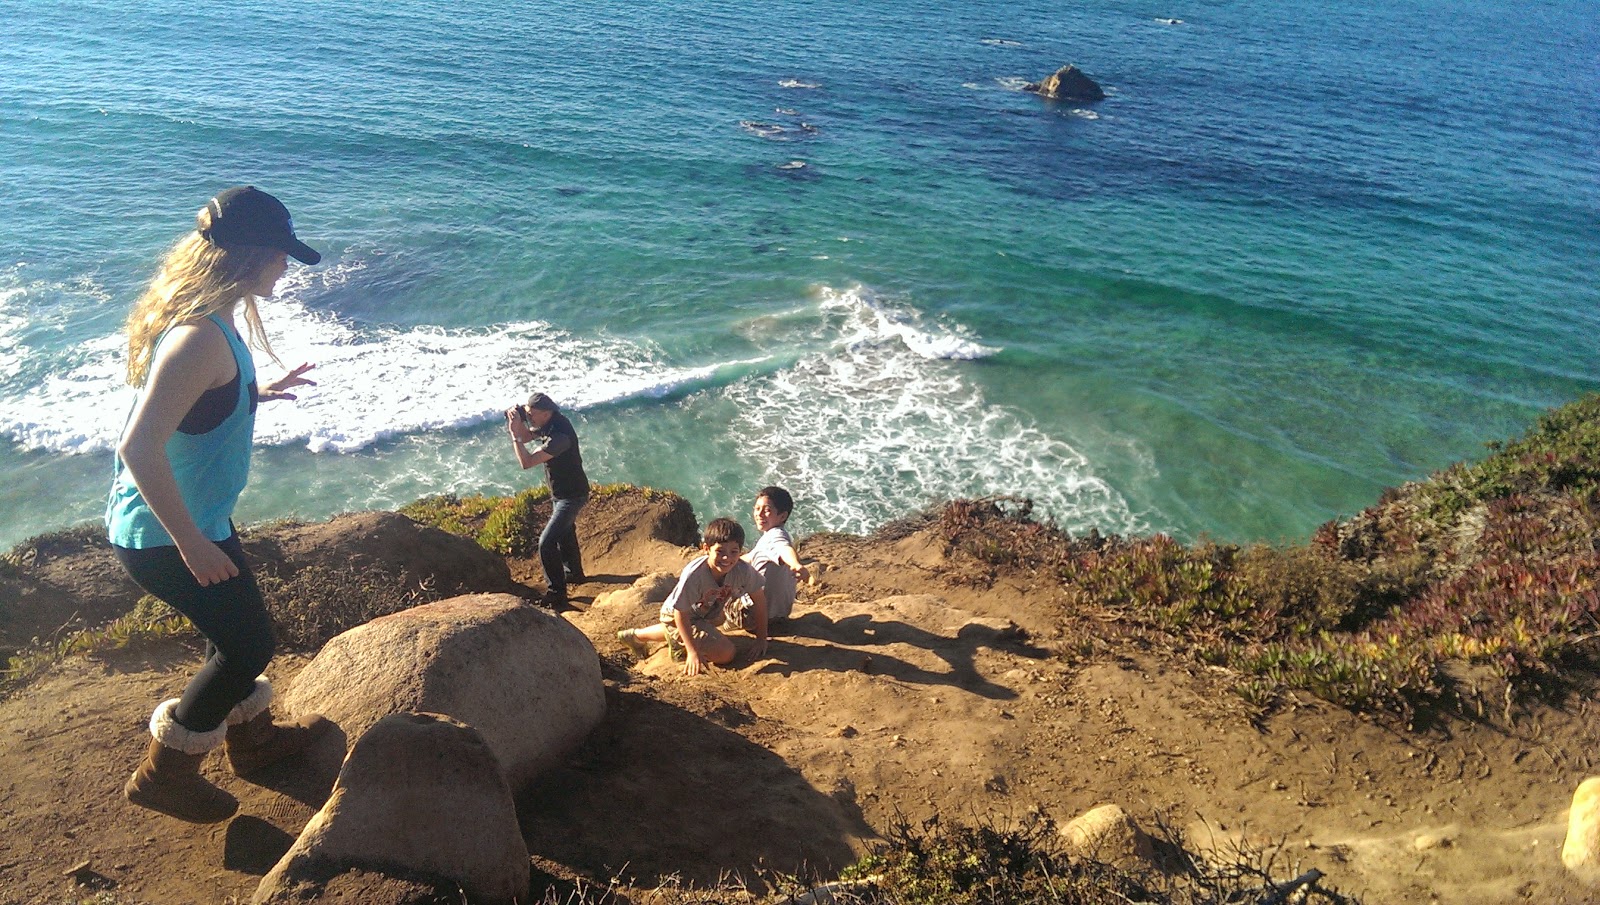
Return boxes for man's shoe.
[565,569,588,584]
[540,589,568,607]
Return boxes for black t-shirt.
[536,412,588,499]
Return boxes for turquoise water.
[3,0,1597,549]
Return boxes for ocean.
[3,0,1597,551]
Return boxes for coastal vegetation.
[928,393,1600,722]
[401,483,686,558]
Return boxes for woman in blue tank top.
[107,186,332,823]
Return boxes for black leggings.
[114,534,276,733]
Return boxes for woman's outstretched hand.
[261,362,316,402]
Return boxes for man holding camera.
[506,392,589,606]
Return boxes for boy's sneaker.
[617,628,650,657]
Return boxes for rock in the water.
[1060,804,1156,868]
[253,713,528,905]
[1025,65,1106,102]
[283,592,605,792]
[1563,776,1600,882]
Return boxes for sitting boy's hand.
[683,649,705,676]
[750,637,769,660]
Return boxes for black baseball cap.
[198,186,321,265]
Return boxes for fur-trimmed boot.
[224,677,333,776]
[124,699,237,823]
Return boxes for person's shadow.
[761,610,1047,701]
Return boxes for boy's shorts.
[721,596,757,633]
[662,618,727,662]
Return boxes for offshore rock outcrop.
[1026,64,1107,102]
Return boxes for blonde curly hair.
[124,204,285,387]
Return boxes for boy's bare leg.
[697,628,737,665]
[634,623,667,643]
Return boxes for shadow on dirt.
[765,611,1045,700]
[517,685,871,889]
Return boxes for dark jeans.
[540,494,587,594]
[114,533,275,732]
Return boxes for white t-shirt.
[747,526,797,620]
[658,556,764,625]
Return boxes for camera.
[514,404,534,429]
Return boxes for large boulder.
[1025,65,1106,102]
[283,593,604,792]
[253,712,529,905]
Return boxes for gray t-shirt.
[658,556,764,625]
[747,526,797,620]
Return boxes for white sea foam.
[0,286,30,383]
[778,79,821,89]
[817,283,996,361]
[980,38,1024,47]
[996,77,1032,92]
[0,268,127,453]
[0,262,740,457]
[740,120,786,139]
[250,300,727,454]
[723,284,1141,536]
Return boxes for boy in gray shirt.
[618,518,769,676]
[742,485,807,623]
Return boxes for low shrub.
[256,562,439,652]
[480,488,547,557]
[838,812,1358,905]
[401,488,551,556]
[399,493,508,542]
[2,521,107,571]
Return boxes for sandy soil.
[2,501,1597,904]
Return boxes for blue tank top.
[106,314,257,548]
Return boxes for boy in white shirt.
[617,518,768,676]
[742,485,807,626]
